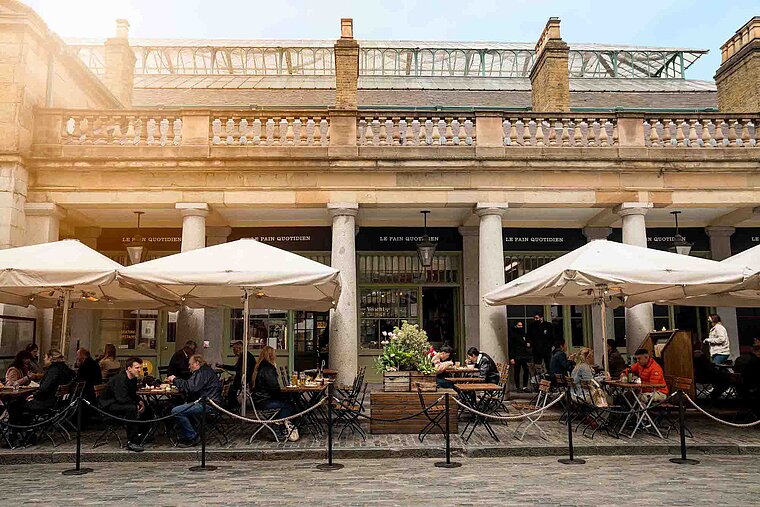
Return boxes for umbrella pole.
[60,290,71,358]
[241,289,250,417]
[600,297,610,376]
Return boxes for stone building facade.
[1,0,759,382]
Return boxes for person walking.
[705,314,731,365]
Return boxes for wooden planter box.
[383,371,437,392]
[370,389,458,434]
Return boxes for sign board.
[356,227,463,251]
[609,227,710,252]
[229,227,331,251]
[502,228,586,252]
[731,228,760,255]
[97,228,183,251]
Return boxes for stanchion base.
[62,467,93,476]
[316,463,344,471]
[669,458,699,465]
[189,465,218,472]
[558,458,586,465]
[434,461,462,468]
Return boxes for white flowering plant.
[375,321,434,373]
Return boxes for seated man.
[216,340,255,409]
[606,339,626,380]
[167,340,197,380]
[168,353,222,447]
[432,345,455,389]
[99,357,146,452]
[549,339,573,378]
[466,346,499,384]
[621,348,669,403]
[75,347,103,408]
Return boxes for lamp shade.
[416,236,437,268]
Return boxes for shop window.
[736,307,760,348]
[653,304,671,332]
[230,309,287,350]
[293,311,329,354]
[0,316,35,365]
[504,254,560,283]
[507,305,546,332]
[359,288,419,349]
[99,310,158,352]
[358,254,459,284]
[569,305,586,348]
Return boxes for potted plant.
[375,321,437,392]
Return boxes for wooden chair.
[657,375,694,438]
[511,380,551,441]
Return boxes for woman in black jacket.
[251,346,299,441]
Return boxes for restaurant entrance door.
[422,287,457,350]
[293,311,329,371]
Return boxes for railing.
[643,115,758,148]
[501,115,618,147]
[210,112,330,146]
[61,112,183,145]
[357,113,475,146]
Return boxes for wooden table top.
[0,386,36,398]
[137,388,181,396]
[445,377,482,383]
[605,380,666,389]
[454,383,502,392]
[281,384,328,393]
[445,367,479,374]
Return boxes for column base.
[558,458,586,465]
[669,458,699,465]
[189,465,218,472]
[316,463,345,471]
[62,467,94,475]
[434,461,462,468]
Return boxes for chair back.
[497,362,511,387]
[94,383,107,397]
[221,378,233,400]
[279,366,290,387]
[536,379,552,407]
[665,375,692,393]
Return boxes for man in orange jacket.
[621,348,669,403]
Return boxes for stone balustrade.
[357,113,476,146]
[60,111,183,145]
[210,112,330,146]
[644,114,758,148]
[501,114,618,147]
[31,109,760,152]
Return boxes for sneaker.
[126,441,145,453]
[177,436,200,448]
[284,421,300,442]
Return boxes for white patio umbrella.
[0,239,175,356]
[118,238,342,415]
[484,240,746,373]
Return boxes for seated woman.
[571,348,610,405]
[432,345,455,389]
[8,350,74,426]
[97,343,121,379]
[250,346,299,442]
[5,350,34,387]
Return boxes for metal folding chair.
[416,384,445,442]
[511,379,551,441]
[246,394,281,443]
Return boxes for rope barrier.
[208,398,327,425]
[0,399,78,430]
[451,392,564,420]
[576,392,679,416]
[83,399,201,424]
[683,393,760,428]
[350,396,445,423]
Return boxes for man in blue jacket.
[167,353,222,447]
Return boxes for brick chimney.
[715,17,760,112]
[530,17,570,112]
[334,18,359,109]
[104,19,135,108]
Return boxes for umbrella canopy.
[118,238,341,311]
[661,243,760,307]
[484,240,746,308]
[0,239,172,309]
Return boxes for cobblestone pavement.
[1,454,757,506]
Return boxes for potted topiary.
[375,321,437,392]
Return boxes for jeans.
[171,402,213,441]
[436,378,454,389]
[258,399,295,420]
[712,354,730,365]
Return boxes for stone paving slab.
[0,455,757,506]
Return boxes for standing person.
[605,339,627,379]
[167,353,222,447]
[97,343,121,379]
[705,314,731,365]
[24,343,43,375]
[528,313,554,371]
[74,348,103,407]
[99,357,146,453]
[216,340,255,409]
[167,340,197,380]
[465,347,499,385]
[509,321,532,391]
[250,346,299,442]
[5,350,34,387]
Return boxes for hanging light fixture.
[668,210,692,256]
[125,211,149,265]
[416,210,437,268]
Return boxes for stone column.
[615,202,654,355]
[203,226,231,366]
[476,203,508,364]
[459,226,480,353]
[175,203,209,352]
[707,226,740,359]
[328,203,358,385]
[583,226,613,365]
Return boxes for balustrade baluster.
[561,119,570,147]
[211,118,222,145]
[173,118,182,145]
[675,119,686,147]
[464,119,474,145]
[572,121,583,147]
[535,120,545,147]
[146,118,157,145]
[265,118,275,145]
[293,118,302,145]
[548,119,558,146]
[385,119,394,145]
[283,118,293,145]
[238,118,248,145]
[305,119,315,145]
[587,120,598,147]
[424,119,434,145]
[125,118,135,145]
[411,119,421,146]
[662,119,673,146]
[727,120,738,147]
[647,119,659,147]
[442,119,451,145]
[111,117,123,144]
[159,118,169,146]
[133,118,143,145]
[508,119,518,146]
[225,118,235,145]
[371,119,381,145]
[399,119,408,146]
[520,120,530,146]
[701,119,712,147]
[687,119,698,148]
[319,119,329,146]
[252,119,262,145]
[357,119,367,146]
[740,119,751,147]
[749,120,757,147]
[714,119,725,147]
[599,120,609,147]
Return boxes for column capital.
[614,202,653,217]
[328,202,359,218]
[458,226,479,237]
[706,226,736,238]
[24,202,66,219]
[583,226,611,242]
[175,202,209,218]
[475,202,508,218]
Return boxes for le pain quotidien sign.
[608,227,710,252]
[228,227,332,251]
[502,228,586,251]
[97,228,183,251]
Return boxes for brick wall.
[715,42,760,112]
[530,41,570,112]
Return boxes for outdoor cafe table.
[281,383,328,436]
[604,380,666,439]
[445,367,480,377]
[455,383,503,442]
[0,387,36,401]
[137,387,184,444]
[445,377,483,383]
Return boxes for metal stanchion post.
[670,390,699,465]
[190,397,217,472]
[317,381,343,471]
[558,386,585,465]
[63,398,93,476]
[435,393,461,468]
